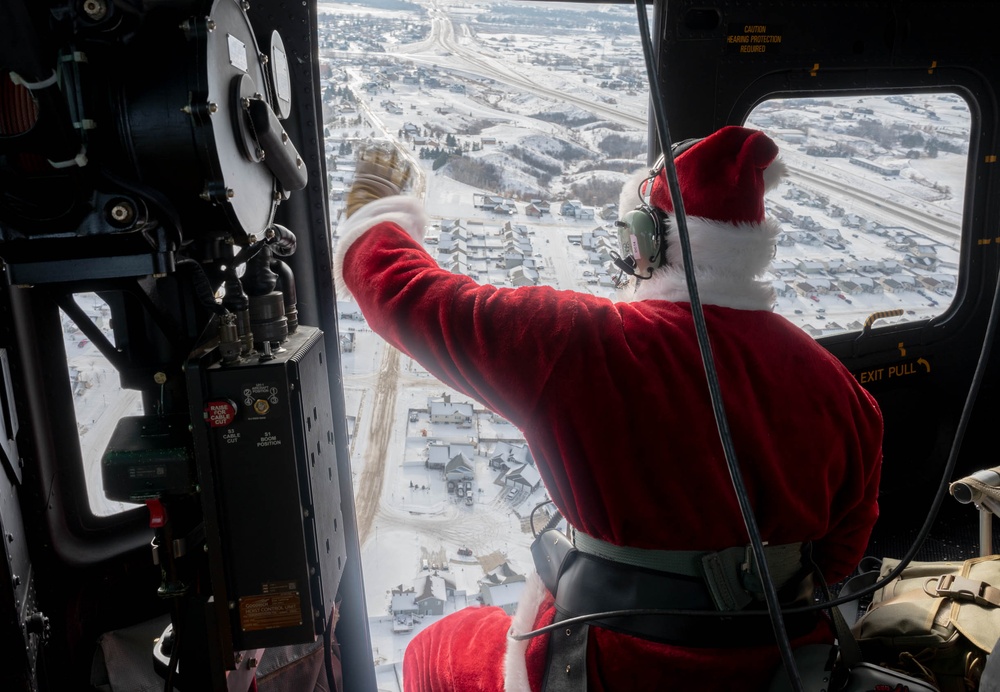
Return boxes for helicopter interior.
[1,0,999,691]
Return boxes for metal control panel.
[190,326,345,650]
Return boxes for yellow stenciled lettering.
[889,362,917,378]
[744,24,767,33]
[740,45,766,53]
[859,369,884,384]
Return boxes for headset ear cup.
[616,206,665,279]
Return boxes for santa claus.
[334,126,883,691]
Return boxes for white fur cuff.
[332,195,427,299]
[504,573,549,692]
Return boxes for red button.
[146,499,166,528]
[204,400,237,427]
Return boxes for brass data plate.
[239,592,302,631]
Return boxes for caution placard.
[726,24,783,54]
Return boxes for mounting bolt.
[108,200,135,226]
[82,0,108,21]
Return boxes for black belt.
[531,528,820,647]
[552,548,819,647]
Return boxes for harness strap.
[573,530,806,611]
[536,529,820,691]
[541,623,589,692]
[551,547,818,646]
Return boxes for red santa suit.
[334,127,883,691]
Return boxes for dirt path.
[354,345,400,544]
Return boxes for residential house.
[426,443,451,471]
[479,581,526,616]
[560,200,585,217]
[771,259,798,275]
[880,277,907,293]
[389,587,419,632]
[796,260,828,276]
[904,254,938,270]
[772,280,797,299]
[490,442,533,470]
[794,281,821,299]
[502,249,525,269]
[599,203,619,220]
[445,453,475,483]
[413,573,454,616]
[429,396,474,426]
[504,463,541,493]
[480,562,525,588]
[920,274,956,294]
[508,266,538,287]
[850,258,880,274]
[837,279,863,296]
[525,203,545,218]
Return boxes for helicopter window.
[63,293,143,517]
[745,93,970,336]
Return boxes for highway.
[350,0,647,128]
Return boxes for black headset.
[610,137,702,282]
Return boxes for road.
[787,158,961,241]
[353,344,400,545]
[355,0,647,129]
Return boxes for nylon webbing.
[573,531,805,610]
[573,530,705,575]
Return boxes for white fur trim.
[332,195,427,299]
[504,573,549,692]
[626,216,781,310]
[619,168,652,212]
[763,157,787,192]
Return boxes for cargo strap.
[933,574,1000,607]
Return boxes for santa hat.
[647,125,784,223]
[619,126,787,310]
